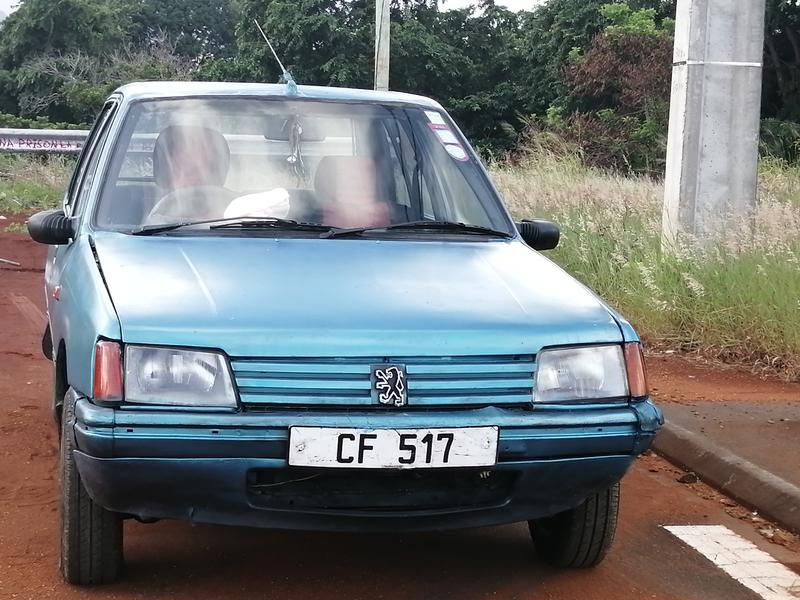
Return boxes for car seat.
[314,156,402,228]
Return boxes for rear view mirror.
[27,209,75,245]
[516,219,560,251]
[264,116,326,142]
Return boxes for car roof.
[114,81,444,110]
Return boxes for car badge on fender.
[371,364,408,407]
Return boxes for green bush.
[760,118,800,164]
[0,111,87,130]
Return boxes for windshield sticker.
[426,120,470,162]
[434,128,459,145]
[425,110,447,126]
[445,144,469,161]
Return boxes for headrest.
[314,156,378,204]
[153,126,231,190]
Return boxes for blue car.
[28,82,662,585]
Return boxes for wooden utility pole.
[374,0,391,91]
[663,0,766,246]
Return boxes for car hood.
[92,232,623,357]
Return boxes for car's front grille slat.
[407,377,533,391]
[407,362,533,375]
[406,391,534,405]
[236,377,373,391]
[232,355,535,410]
[238,392,368,405]
[236,361,371,375]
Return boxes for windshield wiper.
[210,218,330,232]
[321,220,512,239]
[131,217,326,236]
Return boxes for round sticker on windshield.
[445,144,469,161]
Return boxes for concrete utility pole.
[662,0,766,247]
[374,0,391,91]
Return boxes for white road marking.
[665,525,800,600]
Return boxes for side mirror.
[516,219,560,251]
[27,209,75,245]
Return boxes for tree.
[200,0,529,150]
[429,2,529,149]
[763,0,800,121]
[0,0,132,121]
[0,0,130,71]
[628,0,676,20]
[128,0,236,61]
[16,34,192,123]
[0,68,16,114]
[518,0,608,116]
[536,3,674,174]
[0,0,795,159]
[567,2,673,116]
[0,0,224,122]
[204,0,373,87]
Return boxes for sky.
[0,0,539,19]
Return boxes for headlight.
[124,346,237,407]
[535,345,629,403]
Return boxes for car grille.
[231,355,535,410]
[246,469,517,512]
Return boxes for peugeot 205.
[27,82,663,585]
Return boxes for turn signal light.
[624,342,648,398]
[94,340,123,402]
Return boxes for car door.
[45,99,119,350]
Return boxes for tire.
[42,324,53,361]
[59,392,123,585]
[529,482,620,569]
[53,351,67,432]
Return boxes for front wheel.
[59,393,123,585]
[529,482,620,568]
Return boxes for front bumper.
[72,397,662,532]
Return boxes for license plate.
[288,426,499,469]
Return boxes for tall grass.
[0,155,73,216]
[493,153,800,380]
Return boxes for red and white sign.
[0,129,88,154]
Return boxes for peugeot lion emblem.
[371,364,408,407]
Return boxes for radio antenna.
[254,19,298,95]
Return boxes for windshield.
[94,97,512,236]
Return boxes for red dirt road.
[648,353,800,405]
[1,232,798,599]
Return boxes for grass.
[758,157,800,207]
[493,153,800,380]
[0,154,73,216]
[1,153,798,379]
[2,222,27,232]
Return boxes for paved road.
[1,235,798,599]
[3,453,799,600]
[664,401,800,486]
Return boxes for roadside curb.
[653,421,800,533]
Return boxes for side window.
[65,101,118,216]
